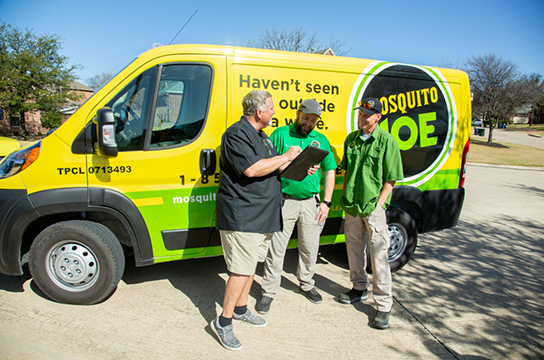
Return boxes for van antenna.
[169,10,198,45]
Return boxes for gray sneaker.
[337,288,369,304]
[233,308,267,327]
[373,311,391,330]
[255,295,273,314]
[210,317,242,351]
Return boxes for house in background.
[511,104,532,124]
[0,80,94,135]
[314,47,336,56]
[59,81,95,122]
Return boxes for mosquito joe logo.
[347,62,457,186]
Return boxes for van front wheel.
[29,220,125,305]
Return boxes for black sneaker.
[255,295,273,314]
[299,287,323,303]
[373,311,391,329]
[337,288,369,304]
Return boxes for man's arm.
[315,169,336,224]
[377,181,395,208]
[244,146,301,178]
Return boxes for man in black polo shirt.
[211,90,302,351]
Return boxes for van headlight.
[0,142,41,179]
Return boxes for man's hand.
[307,164,319,176]
[285,145,302,160]
[315,202,330,224]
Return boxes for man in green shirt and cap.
[338,97,403,330]
[256,99,337,314]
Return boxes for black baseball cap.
[354,97,382,115]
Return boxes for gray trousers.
[262,196,324,297]
[344,208,393,312]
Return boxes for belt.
[283,194,316,201]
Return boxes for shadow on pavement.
[393,215,544,359]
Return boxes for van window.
[108,67,156,151]
[150,64,212,148]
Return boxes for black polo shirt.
[216,117,283,233]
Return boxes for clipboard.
[281,146,329,182]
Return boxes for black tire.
[29,220,125,305]
[366,208,418,273]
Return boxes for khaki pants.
[262,196,324,297]
[344,208,392,312]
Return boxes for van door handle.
[199,149,216,176]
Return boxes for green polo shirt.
[270,124,337,199]
[341,126,404,218]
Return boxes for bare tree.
[242,26,349,56]
[86,69,117,90]
[466,53,543,143]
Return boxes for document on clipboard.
[280,146,329,182]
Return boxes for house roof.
[70,81,94,92]
[314,47,336,56]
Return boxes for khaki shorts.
[220,230,272,275]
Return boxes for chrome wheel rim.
[46,241,100,292]
[388,223,408,262]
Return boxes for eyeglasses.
[262,138,273,157]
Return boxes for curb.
[467,162,544,171]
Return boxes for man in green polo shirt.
[255,99,337,314]
[337,97,403,330]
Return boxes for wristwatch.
[322,201,332,208]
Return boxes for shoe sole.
[255,308,269,315]
[210,320,242,351]
[373,322,389,330]
[337,294,369,304]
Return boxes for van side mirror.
[200,149,216,176]
[93,108,118,158]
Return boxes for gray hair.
[242,90,272,117]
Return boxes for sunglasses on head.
[361,102,373,110]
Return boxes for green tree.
[466,53,543,143]
[0,22,81,132]
[242,26,349,56]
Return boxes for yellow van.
[0,45,471,304]
[0,136,20,160]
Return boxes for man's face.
[294,111,319,136]
[258,97,275,128]
[358,110,382,135]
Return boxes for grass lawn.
[468,139,544,167]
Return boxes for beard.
[295,120,312,136]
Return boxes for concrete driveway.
[1,163,543,360]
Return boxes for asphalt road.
[1,164,543,359]
[472,127,544,149]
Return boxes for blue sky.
[1,0,543,85]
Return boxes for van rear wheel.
[29,220,125,305]
[386,208,417,272]
[366,208,418,273]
